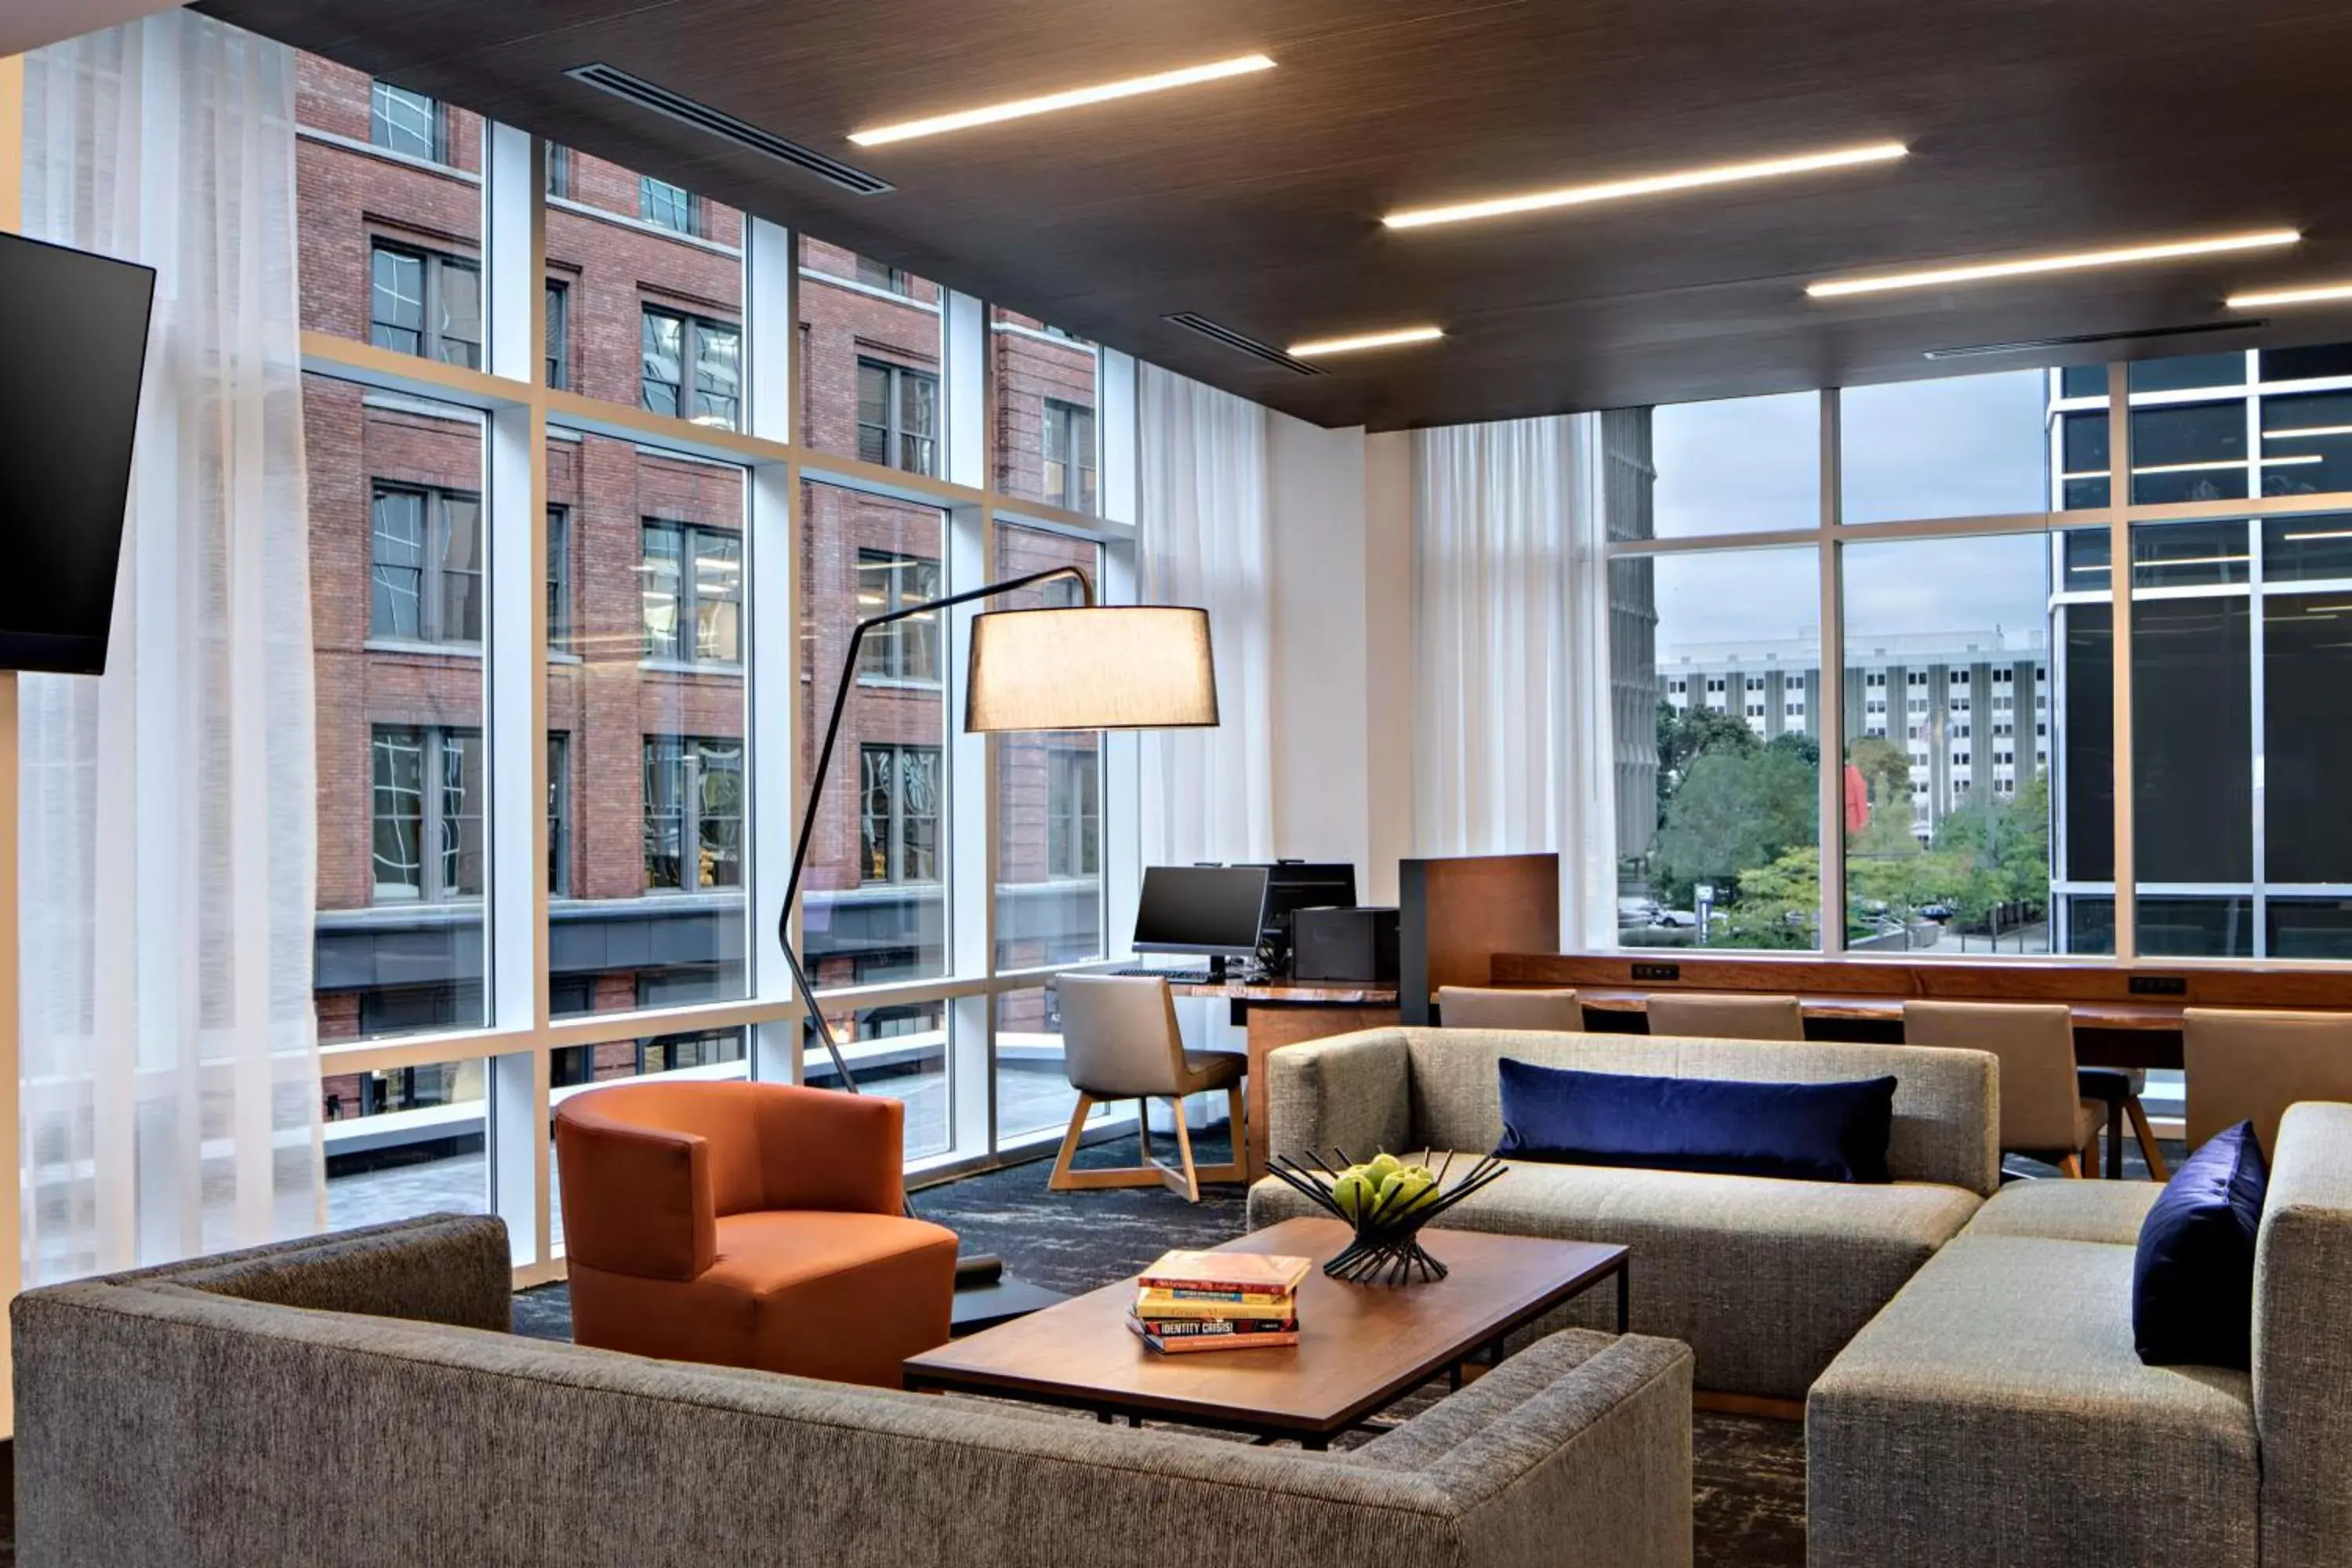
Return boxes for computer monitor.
[1132,865,1271,981]
[1251,862,1359,949]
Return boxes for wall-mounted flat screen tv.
[0,230,156,675]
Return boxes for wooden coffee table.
[902,1217,1628,1449]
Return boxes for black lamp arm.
[782,563,1092,1092]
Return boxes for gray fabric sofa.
[1244,1027,1999,1400]
[1808,1100,2352,1568]
[14,1213,1697,1568]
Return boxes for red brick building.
[294,57,1102,1125]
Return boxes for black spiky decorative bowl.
[1263,1149,1509,1284]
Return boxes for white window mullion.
[946,500,992,1158]
[482,123,548,1266]
[2108,360,2139,962]
[745,220,800,1083]
[943,290,988,492]
[1817,389,1847,956]
[1096,349,1144,953]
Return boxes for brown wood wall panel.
[1399,855,1559,1022]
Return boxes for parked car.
[1654,909,1699,928]
[1918,902,1954,921]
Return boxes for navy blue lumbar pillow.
[2132,1119,2269,1369]
[1494,1058,1898,1183]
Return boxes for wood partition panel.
[1399,855,1559,1024]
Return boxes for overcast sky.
[1646,371,2056,648]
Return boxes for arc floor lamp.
[779,564,1218,1280]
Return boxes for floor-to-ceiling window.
[1609,348,2352,969]
[289,54,1141,1269]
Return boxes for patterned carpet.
[517,1129,1814,1566]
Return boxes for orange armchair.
[553,1080,957,1388]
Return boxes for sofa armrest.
[1265,1028,1414,1163]
[2256,1101,2352,1568]
[99,1214,514,1333]
[753,1084,906,1214]
[553,1109,716,1282]
[1417,1333,1694,1568]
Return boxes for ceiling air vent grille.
[1163,312,1327,376]
[565,64,894,196]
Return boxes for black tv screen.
[0,230,155,674]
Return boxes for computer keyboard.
[1105,965,1216,984]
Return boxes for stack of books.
[1127,1249,1311,1354]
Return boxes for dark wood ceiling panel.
[197,0,2352,428]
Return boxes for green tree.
[1846,735,1911,826]
[1932,775,2053,910]
[1653,702,1759,824]
[1650,742,1817,911]
[1719,845,1820,949]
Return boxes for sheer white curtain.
[1412,413,1617,947]
[1138,363,1272,863]
[18,13,320,1283]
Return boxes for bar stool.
[1436,985,1584,1030]
[1645,992,1806,1041]
[1904,1000,2104,1178]
[2078,1068,2169,1179]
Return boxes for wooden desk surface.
[902,1217,1625,1443]
[1573,988,2187,1032]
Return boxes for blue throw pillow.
[1494,1058,1898,1184]
[2132,1120,2268,1369]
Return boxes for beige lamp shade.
[964,605,1218,732]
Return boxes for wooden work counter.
[1161,978,1403,1182]
[1490,952,2352,1072]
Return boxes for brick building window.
[855,550,941,684]
[641,307,740,429]
[370,242,481,368]
[862,744,942,884]
[1043,399,1097,514]
[370,483,483,644]
[639,176,699,236]
[856,358,939,475]
[855,256,913,296]
[372,726,485,902]
[547,732,571,897]
[368,81,444,162]
[1047,746,1100,879]
[640,520,742,664]
[637,1029,744,1075]
[544,281,569,390]
[544,143,572,199]
[546,505,572,651]
[643,736,744,892]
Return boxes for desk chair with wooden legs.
[1436,986,1584,1031]
[1904,1000,2105,1178]
[1048,975,1247,1203]
[1645,992,1806,1041]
